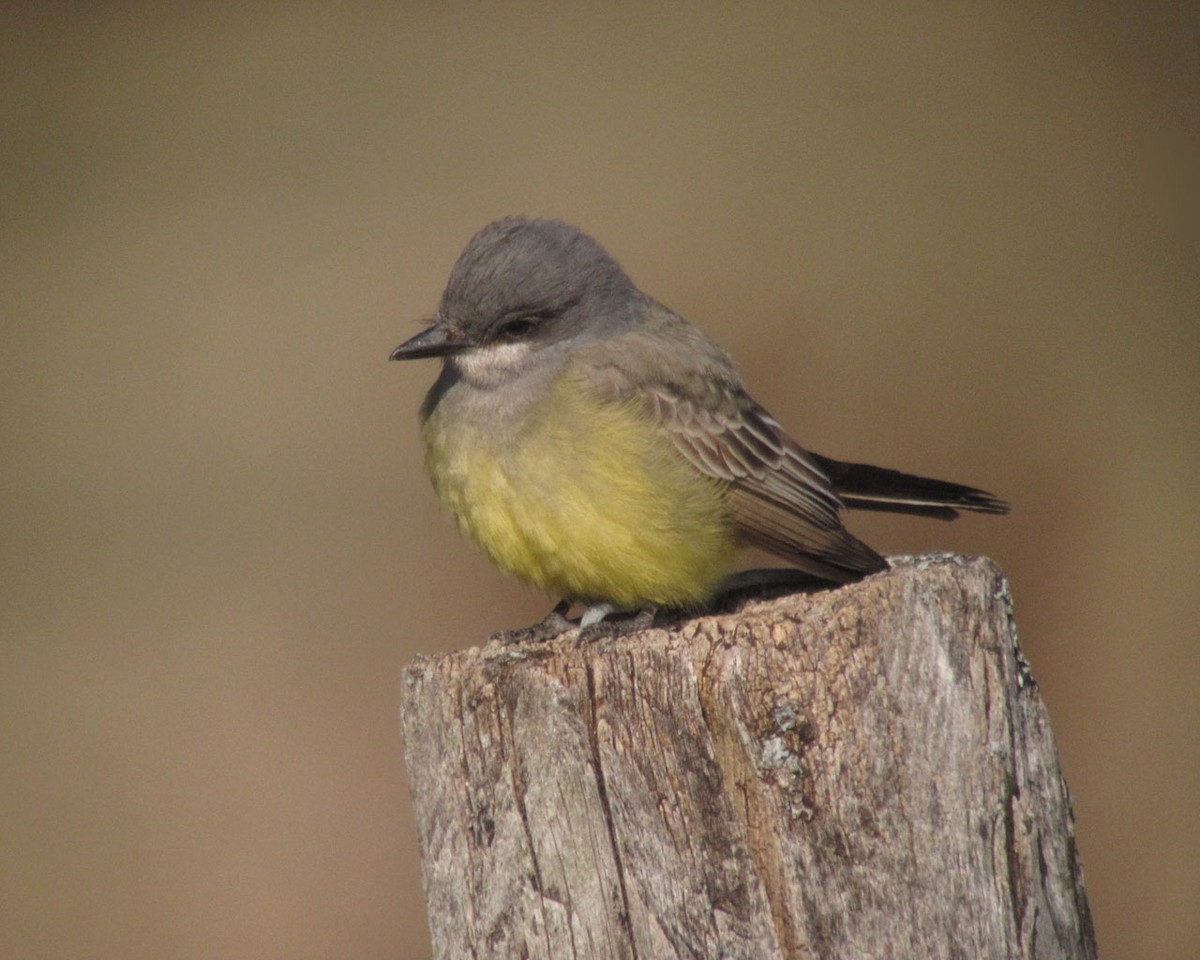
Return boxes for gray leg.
[489,600,576,645]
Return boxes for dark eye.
[496,316,538,342]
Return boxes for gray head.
[390,217,641,386]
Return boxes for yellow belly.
[422,375,735,608]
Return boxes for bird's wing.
[642,388,886,579]
[577,311,886,581]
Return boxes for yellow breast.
[422,373,735,608]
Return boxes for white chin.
[454,342,533,386]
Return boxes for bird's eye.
[496,317,538,342]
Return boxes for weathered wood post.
[400,555,1096,960]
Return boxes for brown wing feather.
[575,303,886,582]
[647,390,886,580]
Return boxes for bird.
[390,217,1008,636]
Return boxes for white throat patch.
[454,341,534,387]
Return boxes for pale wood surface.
[400,555,1096,960]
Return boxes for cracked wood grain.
[400,555,1096,960]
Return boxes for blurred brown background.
[2,3,1196,958]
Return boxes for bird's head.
[390,217,639,387]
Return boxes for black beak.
[389,322,470,361]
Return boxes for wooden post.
[400,555,1096,960]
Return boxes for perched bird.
[391,217,1007,633]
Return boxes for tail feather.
[810,454,1010,520]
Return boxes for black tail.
[810,453,1010,520]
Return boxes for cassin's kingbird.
[391,217,1008,631]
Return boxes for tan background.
[3,4,1196,958]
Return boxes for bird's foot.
[489,600,576,645]
[577,603,659,642]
